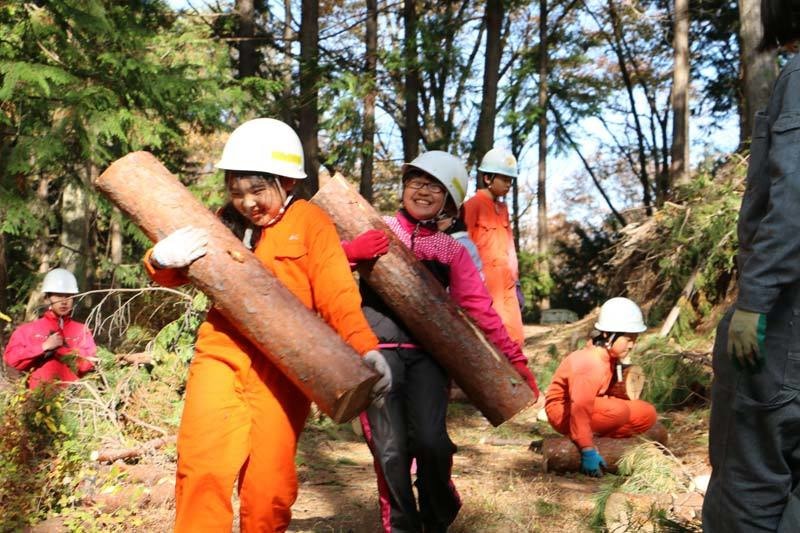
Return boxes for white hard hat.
[216,118,307,179]
[478,147,518,178]
[402,151,468,208]
[594,297,647,333]
[42,268,79,295]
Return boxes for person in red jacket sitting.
[545,297,656,477]
[3,268,96,390]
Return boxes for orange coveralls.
[145,200,378,533]
[544,346,656,449]
[463,192,524,344]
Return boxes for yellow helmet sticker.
[451,176,465,201]
[271,151,302,165]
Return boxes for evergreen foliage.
[0,0,237,313]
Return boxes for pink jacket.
[385,211,526,365]
[4,310,96,389]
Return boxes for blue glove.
[580,449,606,477]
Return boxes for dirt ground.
[31,321,710,532]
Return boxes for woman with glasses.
[341,150,539,532]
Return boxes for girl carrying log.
[342,150,539,533]
[544,297,657,477]
[142,118,391,533]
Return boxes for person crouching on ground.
[4,268,96,391]
[545,297,656,477]
[143,118,390,533]
[342,150,539,532]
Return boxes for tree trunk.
[95,152,378,423]
[360,0,378,202]
[738,0,777,144]
[299,0,320,194]
[607,0,653,214]
[60,177,89,286]
[281,0,293,124]
[537,0,550,310]
[0,230,6,312]
[472,0,503,188]
[402,0,420,161]
[25,178,52,321]
[110,206,123,265]
[235,0,257,78]
[542,422,669,473]
[311,174,536,426]
[668,0,690,194]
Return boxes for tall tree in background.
[236,0,258,77]
[738,0,777,143]
[537,0,551,309]
[472,0,503,188]
[299,0,320,193]
[360,0,379,201]
[669,0,690,192]
[402,0,421,161]
[281,0,294,123]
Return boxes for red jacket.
[3,310,96,389]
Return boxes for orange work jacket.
[544,346,614,449]
[145,199,378,360]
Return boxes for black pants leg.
[366,348,420,533]
[703,308,800,532]
[405,351,460,531]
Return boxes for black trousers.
[703,308,800,532]
[365,347,461,533]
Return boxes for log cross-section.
[311,173,535,426]
[95,152,378,423]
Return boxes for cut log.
[541,422,669,474]
[311,173,535,426]
[95,435,177,463]
[607,364,645,401]
[95,152,378,423]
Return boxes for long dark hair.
[218,202,261,249]
[760,0,800,51]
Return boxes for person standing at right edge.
[703,4,800,531]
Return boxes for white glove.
[151,227,209,269]
[363,350,392,404]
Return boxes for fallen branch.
[95,435,176,463]
[116,352,153,365]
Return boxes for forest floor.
[31,320,711,533]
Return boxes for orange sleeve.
[142,248,190,288]
[567,357,605,449]
[463,196,480,243]
[302,204,379,355]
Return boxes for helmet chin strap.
[259,176,294,228]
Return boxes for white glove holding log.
[151,227,209,269]
[363,350,392,405]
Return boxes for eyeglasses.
[405,179,446,195]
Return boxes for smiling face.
[226,172,296,227]
[47,294,74,317]
[402,172,447,221]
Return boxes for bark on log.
[95,152,378,423]
[95,435,177,463]
[542,422,669,474]
[311,173,535,426]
